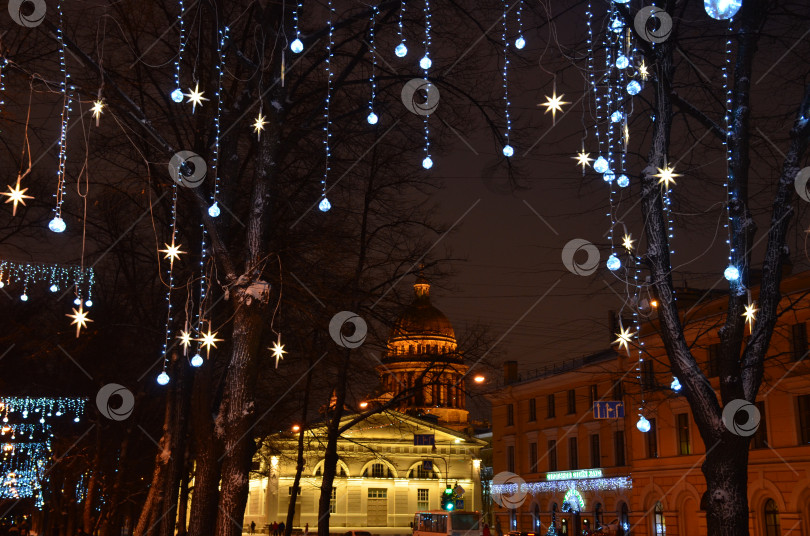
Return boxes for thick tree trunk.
[82,445,100,533]
[213,303,266,536]
[162,357,192,536]
[703,443,750,536]
[285,353,315,536]
[99,435,129,536]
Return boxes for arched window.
[619,503,629,536]
[408,465,437,479]
[363,462,392,478]
[533,503,541,531]
[595,503,603,528]
[314,460,348,477]
[653,502,665,535]
[764,499,781,536]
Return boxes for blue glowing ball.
[290,38,304,53]
[724,265,740,281]
[191,354,204,368]
[208,202,221,218]
[367,112,378,125]
[157,371,170,385]
[419,56,432,70]
[515,36,526,50]
[627,80,642,95]
[49,216,66,233]
[422,156,433,169]
[49,284,58,293]
[171,88,184,103]
[603,171,615,183]
[704,0,742,20]
[319,197,331,212]
[593,156,609,173]
[617,174,630,188]
[610,111,624,123]
[502,144,514,157]
[607,254,621,271]
[616,55,630,69]
[637,415,651,432]
[395,43,408,57]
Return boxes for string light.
[395,0,407,57]
[210,28,228,216]
[514,0,525,49]
[0,260,94,299]
[51,0,72,234]
[501,0,513,157]
[320,0,335,210]
[158,184,179,386]
[491,476,633,495]
[367,4,379,125]
[421,0,433,169]
[171,0,188,101]
[290,0,304,53]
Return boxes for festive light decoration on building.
[637,414,651,432]
[290,0,304,53]
[501,0,513,157]
[66,305,92,337]
[491,476,632,495]
[321,0,335,209]
[367,4,379,125]
[184,82,208,114]
[561,488,585,512]
[420,0,434,169]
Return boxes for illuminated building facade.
[489,271,810,536]
[244,276,485,531]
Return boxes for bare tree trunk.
[177,453,192,536]
[161,357,192,536]
[83,443,101,533]
[284,352,315,536]
[100,435,130,536]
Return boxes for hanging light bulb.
[208,202,221,218]
[603,170,616,183]
[395,43,408,57]
[290,38,304,53]
[422,156,434,169]
[610,111,624,123]
[671,377,682,391]
[617,174,630,188]
[171,89,184,103]
[49,284,58,293]
[627,80,642,95]
[704,0,742,20]
[593,157,609,173]
[367,112,379,125]
[191,354,203,367]
[515,36,526,49]
[157,371,170,385]
[606,254,621,271]
[73,297,81,306]
[615,55,630,69]
[48,217,66,233]
[502,145,514,157]
[20,294,28,302]
[85,300,93,307]
[637,415,651,432]
[724,265,740,282]
[419,56,432,69]
[319,198,331,212]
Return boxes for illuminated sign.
[546,469,603,481]
[593,401,624,419]
[414,434,435,446]
[562,489,585,512]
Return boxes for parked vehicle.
[412,511,483,536]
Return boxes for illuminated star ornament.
[160,240,186,268]
[1,180,33,216]
[177,330,193,352]
[184,82,209,114]
[742,302,758,331]
[654,165,681,190]
[198,328,223,353]
[66,305,93,338]
[270,335,286,369]
[614,326,635,354]
[91,100,104,121]
[622,233,634,251]
[638,60,649,81]
[573,151,593,172]
[253,112,267,139]
[539,87,570,124]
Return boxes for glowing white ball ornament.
[603,171,616,183]
[724,265,740,282]
[617,174,630,188]
[515,36,526,49]
[191,354,204,367]
[607,254,621,271]
[73,297,81,306]
[637,415,651,432]
[671,377,682,391]
[171,89,184,103]
[419,56,432,70]
[367,112,378,125]
[422,157,434,169]
[208,202,221,218]
[627,80,642,95]
[319,198,331,212]
[395,43,408,57]
[49,284,58,293]
[503,145,514,157]
[157,371,170,385]
[290,38,304,53]
[615,55,630,69]
[49,217,66,233]
[610,111,624,123]
[85,300,93,307]
[20,294,28,302]
[593,156,609,173]
[704,0,742,20]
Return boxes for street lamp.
[474,375,485,383]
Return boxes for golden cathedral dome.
[388,277,456,344]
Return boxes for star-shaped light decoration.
[253,112,267,140]
[742,302,758,332]
[270,334,286,369]
[653,164,681,190]
[159,240,186,268]
[614,326,635,354]
[177,330,193,352]
[538,88,570,124]
[638,60,649,81]
[66,305,93,338]
[1,180,33,216]
[624,123,630,147]
[572,151,593,172]
[184,82,209,114]
[622,233,634,251]
[198,328,223,353]
[91,100,104,123]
